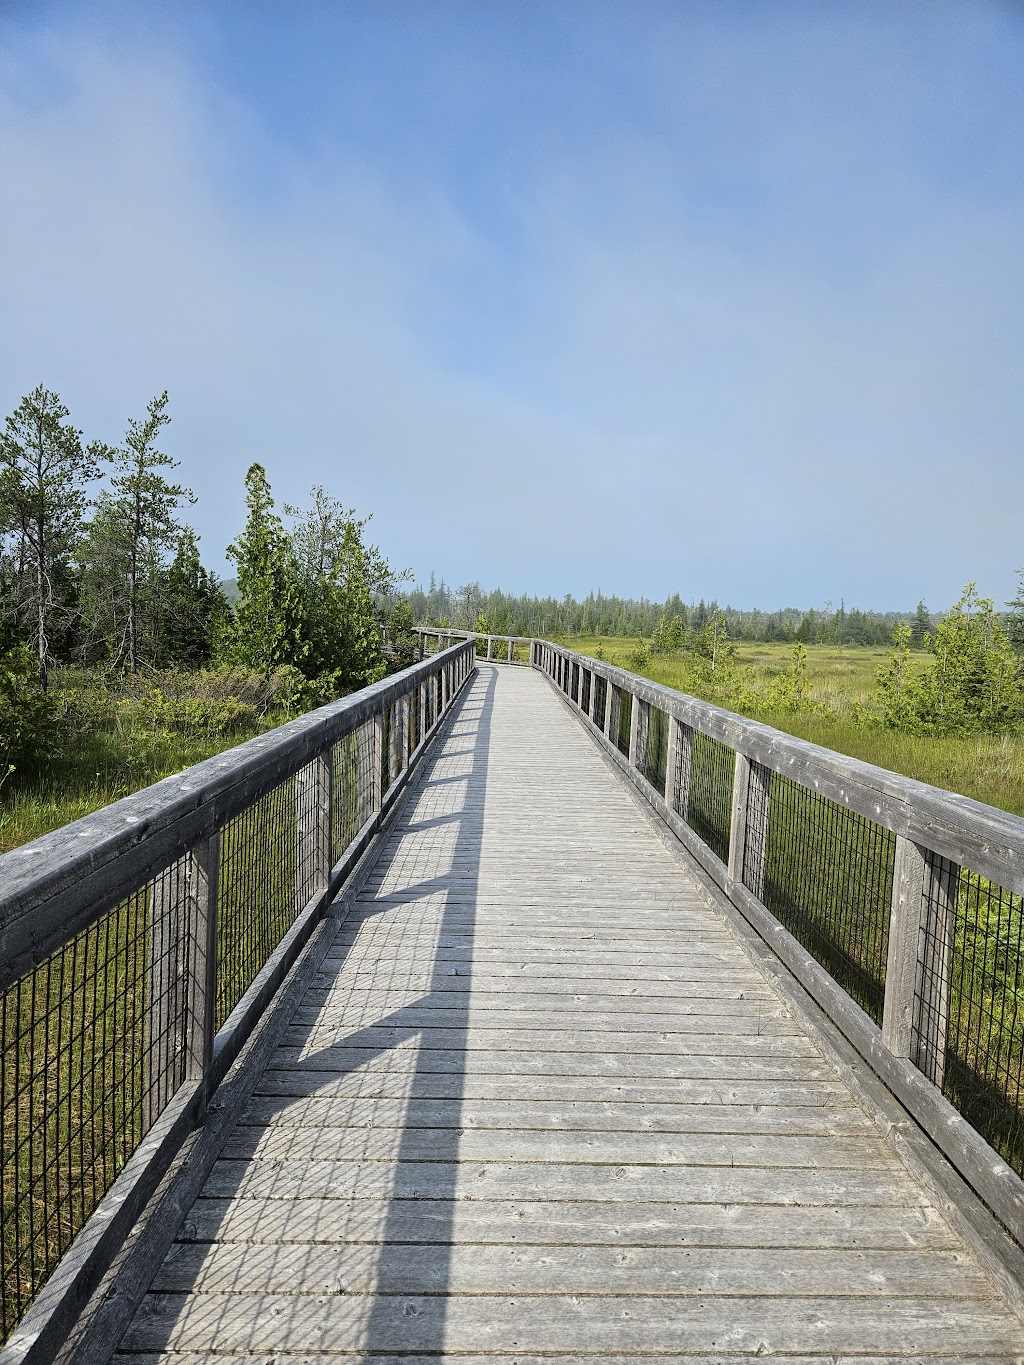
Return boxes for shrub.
[0,647,58,774]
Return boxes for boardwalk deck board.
[117,664,1024,1361]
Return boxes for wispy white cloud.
[1,8,1022,609]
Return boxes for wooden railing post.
[393,698,406,778]
[507,638,513,663]
[371,710,384,811]
[186,833,219,1084]
[727,752,751,883]
[665,716,682,810]
[674,720,694,816]
[628,691,642,768]
[296,749,332,913]
[147,833,221,1124]
[882,836,928,1061]
[745,762,771,898]
[881,846,958,1088]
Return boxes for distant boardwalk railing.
[0,641,475,1357]
[415,626,533,664]
[533,639,1024,1254]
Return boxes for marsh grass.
[559,636,1024,817]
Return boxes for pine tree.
[910,600,932,648]
[0,386,103,689]
[109,392,192,671]
[225,463,307,673]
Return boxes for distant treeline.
[406,577,935,647]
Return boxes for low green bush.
[0,648,58,777]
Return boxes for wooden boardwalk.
[119,665,1024,1361]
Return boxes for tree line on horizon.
[407,577,945,648]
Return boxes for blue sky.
[2,1,1022,609]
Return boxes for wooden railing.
[0,641,476,1361]
[534,640,1024,1279]
[414,626,533,664]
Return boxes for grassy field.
[0,713,263,856]
[554,636,1024,818]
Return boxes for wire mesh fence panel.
[641,706,669,798]
[216,776,298,1029]
[684,731,733,865]
[570,663,580,704]
[614,688,632,757]
[753,772,894,1023]
[0,859,196,1345]
[580,668,592,716]
[924,862,1024,1177]
[592,675,608,732]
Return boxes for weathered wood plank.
[149,1240,990,1297]
[200,1157,933,1206]
[178,1194,958,1250]
[121,1293,1024,1356]
[237,1094,872,1137]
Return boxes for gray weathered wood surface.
[118,665,1024,1361]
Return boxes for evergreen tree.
[164,527,226,667]
[108,392,192,671]
[76,491,133,664]
[1006,571,1024,655]
[910,600,932,648]
[225,463,307,673]
[0,385,103,689]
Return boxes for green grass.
[557,636,1024,817]
[0,726,263,856]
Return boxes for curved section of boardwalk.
[120,665,1023,1361]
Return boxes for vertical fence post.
[186,833,220,1085]
[665,716,682,810]
[882,836,929,1061]
[677,722,694,816]
[372,709,385,810]
[507,638,513,663]
[743,762,771,899]
[148,836,220,1125]
[146,865,187,1128]
[390,700,403,781]
[608,684,620,746]
[628,691,642,769]
[296,749,332,913]
[727,751,752,883]
[881,840,958,1088]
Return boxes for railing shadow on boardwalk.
[143,667,496,1355]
